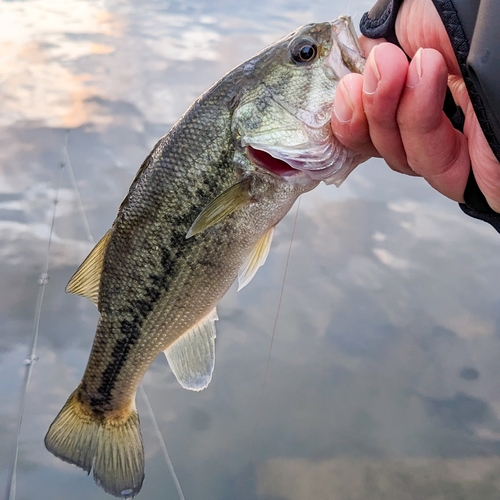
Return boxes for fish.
[44,16,365,499]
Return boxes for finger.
[358,35,386,55]
[361,43,416,175]
[396,0,461,76]
[397,48,470,202]
[331,73,379,158]
[450,70,500,212]
[467,113,500,213]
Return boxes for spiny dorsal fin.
[164,308,218,391]
[66,229,112,306]
[186,180,252,238]
[238,226,274,291]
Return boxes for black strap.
[360,0,404,46]
[461,173,500,231]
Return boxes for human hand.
[331,0,500,213]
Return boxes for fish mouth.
[246,137,361,187]
[247,146,299,178]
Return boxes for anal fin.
[238,226,274,291]
[164,308,218,391]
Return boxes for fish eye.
[290,39,318,64]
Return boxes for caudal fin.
[44,390,144,498]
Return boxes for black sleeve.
[360,0,500,233]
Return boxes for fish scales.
[84,91,303,404]
[83,93,239,408]
[45,17,366,498]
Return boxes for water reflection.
[2,0,500,499]
[257,456,500,499]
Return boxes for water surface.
[2,1,500,499]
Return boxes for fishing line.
[138,385,186,500]
[64,137,185,500]
[4,160,65,500]
[246,196,302,468]
[345,0,357,27]
[63,132,93,243]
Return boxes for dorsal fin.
[238,226,274,291]
[186,180,252,238]
[164,308,218,391]
[66,230,112,306]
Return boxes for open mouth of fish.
[246,133,359,186]
[247,146,298,177]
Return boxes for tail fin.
[44,390,144,498]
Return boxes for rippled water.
[2,1,500,499]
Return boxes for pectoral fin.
[66,230,112,306]
[164,308,218,391]
[238,226,274,291]
[186,180,252,238]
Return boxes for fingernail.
[363,46,380,94]
[406,48,423,88]
[333,79,353,123]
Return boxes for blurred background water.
[2,0,500,499]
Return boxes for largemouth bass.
[45,16,365,498]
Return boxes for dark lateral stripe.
[89,228,192,408]
[89,151,234,409]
